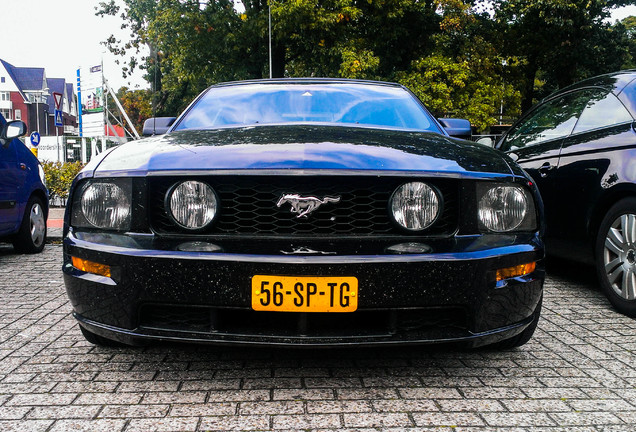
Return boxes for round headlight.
[168,181,217,230]
[390,182,440,231]
[478,186,527,232]
[81,182,131,229]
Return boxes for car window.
[500,90,591,151]
[173,83,442,133]
[617,77,636,116]
[572,90,633,134]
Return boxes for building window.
[15,109,21,120]
[1,77,5,83]
[0,108,11,120]
[0,92,10,101]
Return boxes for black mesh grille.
[148,176,458,237]
[139,304,468,338]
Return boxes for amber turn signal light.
[71,256,112,278]
[496,262,536,282]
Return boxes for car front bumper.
[63,231,544,347]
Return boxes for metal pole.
[56,126,60,163]
[269,4,272,79]
[106,81,140,139]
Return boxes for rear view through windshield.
[173,83,441,133]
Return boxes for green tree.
[111,87,153,135]
[493,0,633,111]
[97,0,634,131]
[619,15,636,68]
[395,1,521,130]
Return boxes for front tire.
[12,196,47,254]
[491,297,542,349]
[595,198,636,317]
[79,325,124,347]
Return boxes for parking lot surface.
[0,243,634,431]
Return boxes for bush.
[41,161,84,205]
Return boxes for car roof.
[550,69,636,97]
[209,78,406,89]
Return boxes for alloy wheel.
[30,203,46,248]
[603,213,636,301]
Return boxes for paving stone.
[481,412,557,427]
[169,403,236,417]
[48,418,127,432]
[549,411,624,426]
[239,400,305,415]
[307,400,373,413]
[141,391,207,405]
[0,406,31,420]
[273,388,334,401]
[199,414,270,430]
[125,417,199,431]
[372,399,438,412]
[6,393,77,406]
[273,414,340,429]
[412,412,486,427]
[0,420,54,432]
[99,403,170,418]
[27,404,102,419]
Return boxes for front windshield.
[172,83,442,133]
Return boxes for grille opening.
[138,304,468,339]
[148,176,458,237]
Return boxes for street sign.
[54,110,63,127]
[52,92,63,109]
[30,132,41,147]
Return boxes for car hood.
[93,125,513,177]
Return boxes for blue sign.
[54,109,63,127]
[30,132,41,147]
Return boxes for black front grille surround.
[149,176,458,237]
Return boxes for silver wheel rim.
[603,213,636,301]
[29,203,46,248]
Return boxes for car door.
[556,88,636,246]
[0,139,21,233]
[498,91,590,239]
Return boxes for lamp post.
[269,3,272,79]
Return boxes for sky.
[2,0,149,91]
[1,1,635,93]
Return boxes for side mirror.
[438,118,472,140]
[0,120,27,148]
[142,117,177,136]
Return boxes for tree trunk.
[520,61,538,114]
[272,44,286,78]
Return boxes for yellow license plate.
[252,275,358,312]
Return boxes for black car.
[497,70,636,317]
[63,79,544,348]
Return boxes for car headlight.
[390,182,441,231]
[77,180,132,230]
[478,184,536,232]
[167,180,218,230]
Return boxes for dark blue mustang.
[63,79,545,348]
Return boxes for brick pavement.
[0,243,634,431]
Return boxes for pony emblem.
[276,194,341,218]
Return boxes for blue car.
[0,114,48,253]
[63,79,545,348]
